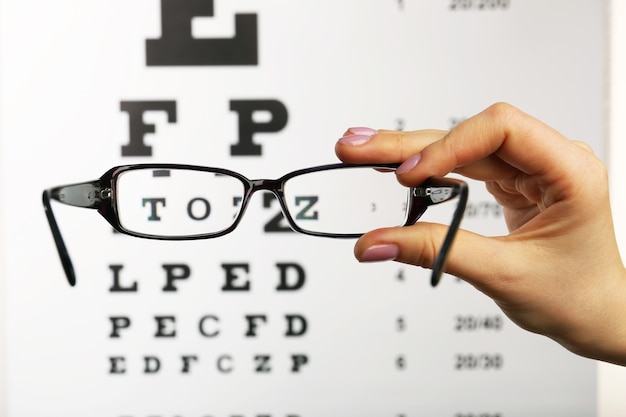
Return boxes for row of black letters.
[121,100,286,158]
[109,262,305,293]
[109,314,307,339]
[120,415,298,417]
[118,410,501,417]
[109,354,308,374]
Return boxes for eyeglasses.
[43,163,468,287]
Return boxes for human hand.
[335,103,626,365]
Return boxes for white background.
[0,0,625,416]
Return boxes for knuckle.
[401,223,442,269]
[571,140,595,155]
[483,102,519,121]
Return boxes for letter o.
[187,197,211,220]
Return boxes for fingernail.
[359,244,399,262]
[348,127,377,136]
[338,127,377,146]
[396,153,422,175]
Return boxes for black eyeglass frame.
[43,163,468,287]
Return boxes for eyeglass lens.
[283,167,409,234]
[114,166,412,237]
[116,168,246,238]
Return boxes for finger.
[354,224,529,298]
[335,128,447,164]
[396,103,579,186]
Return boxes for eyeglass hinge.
[412,186,456,204]
[100,188,112,200]
[412,187,431,197]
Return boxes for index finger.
[399,103,581,186]
[335,128,447,164]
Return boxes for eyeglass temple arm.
[42,180,103,287]
[409,178,469,287]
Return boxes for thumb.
[355,223,511,289]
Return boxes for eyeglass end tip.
[64,267,76,287]
[430,272,442,287]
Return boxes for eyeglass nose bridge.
[246,177,288,204]
[240,177,294,226]
[249,178,283,191]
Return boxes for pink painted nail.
[359,244,399,262]
[348,127,377,136]
[396,153,422,175]
[338,127,377,146]
[338,134,372,146]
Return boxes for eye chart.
[0,1,605,416]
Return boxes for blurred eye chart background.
[0,1,608,416]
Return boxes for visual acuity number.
[455,315,503,331]
[465,201,503,218]
[455,414,502,417]
[450,0,510,10]
[455,354,503,370]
